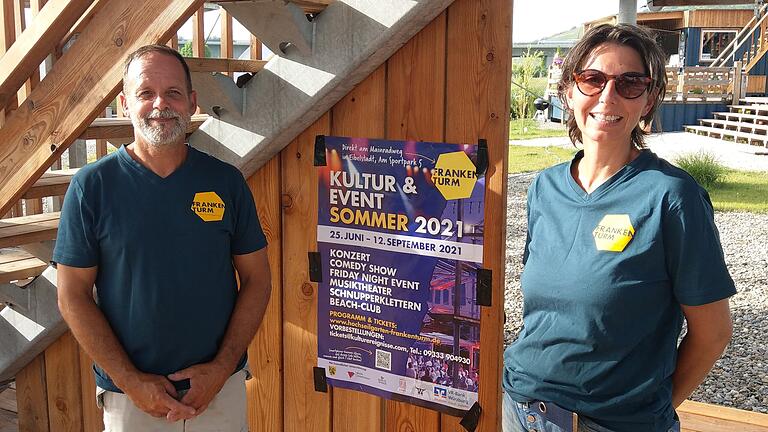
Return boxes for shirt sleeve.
[230,172,267,255]
[52,177,100,268]
[663,187,736,306]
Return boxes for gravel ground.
[503,172,768,414]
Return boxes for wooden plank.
[192,6,204,57]
[281,113,331,432]
[220,7,233,76]
[1,0,19,116]
[55,0,106,57]
[22,169,77,200]
[185,57,266,73]
[250,35,262,60]
[679,400,768,428]
[0,212,60,248]
[245,156,283,432]
[0,386,16,413]
[679,411,768,432]
[0,250,46,284]
[0,0,208,218]
[15,354,49,432]
[688,9,752,29]
[442,0,511,430]
[78,348,102,432]
[329,64,386,432]
[44,331,83,432]
[0,0,91,111]
[384,10,445,432]
[78,114,208,140]
[208,0,333,14]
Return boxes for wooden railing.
[0,2,265,219]
[664,65,742,103]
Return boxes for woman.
[502,24,735,432]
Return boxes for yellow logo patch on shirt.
[593,214,635,252]
[191,192,225,222]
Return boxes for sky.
[513,0,650,43]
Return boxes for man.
[54,44,271,431]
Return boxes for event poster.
[316,136,485,415]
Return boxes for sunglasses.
[573,69,652,99]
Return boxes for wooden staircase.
[684,97,768,150]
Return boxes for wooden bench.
[679,400,768,432]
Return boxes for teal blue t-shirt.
[53,145,267,392]
[503,150,735,432]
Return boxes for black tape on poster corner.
[476,139,488,177]
[314,135,327,166]
[313,366,328,393]
[476,268,492,306]
[459,402,482,432]
[308,252,323,282]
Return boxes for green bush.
[674,151,726,189]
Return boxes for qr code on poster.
[375,349,391,371]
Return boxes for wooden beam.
[78,113,207,140]
[1,0,19,118]
[192,6,204,57]
[186,57,266,73]
[0,0,207,217]
[0,249,46,284]
[21,168,77,199]
[15,354,50,432]
[55,0,105,57]
[0,211,60,248]
[651,0,751,5]
[0,0,92,111]
[209,0,333,14]
[220,7,232,59]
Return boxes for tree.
[510,49,545,119]
[179,41,211,58]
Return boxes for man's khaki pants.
[98,369,248,432]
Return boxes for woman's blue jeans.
[502,392,681,432]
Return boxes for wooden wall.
[14,0,511,430]
[686,9,752,29]
[248,0,511,430]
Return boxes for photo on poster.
[316,136,485,415]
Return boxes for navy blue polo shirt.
[503,150,735,431]
[53,145,267,392]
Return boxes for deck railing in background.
[664,65,742,103]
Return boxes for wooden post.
[220,7,232,75]
[733,60,744,102]
[329,65,387,432]
[0,0,18,127]
[193,6,205,57]
[245,157,284,432]
[250,34,262,60]
[15,354,50,432]
[282,114,332,432]
[384,13,446,432]
[443,0,510,429]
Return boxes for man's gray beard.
[134,109,189,148]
